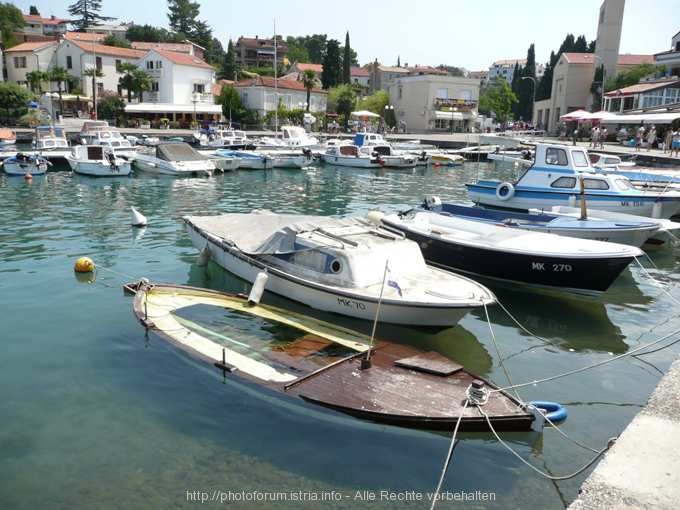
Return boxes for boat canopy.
[156,143,207,162]
[184,213,364,255]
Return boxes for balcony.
[190,92,213,104]
[434,97,477,112]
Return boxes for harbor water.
[2,159,680,509]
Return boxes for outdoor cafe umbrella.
[351,110,381,118]
[559,109,594,121]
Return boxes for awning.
[124,103,223,114]
[560,109,593,121]
[434,110,464,120]
[351,110,380,118]
[600,112,680,125]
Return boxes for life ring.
[530,400,567,423]
[496,182,515,201]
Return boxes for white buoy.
[248,272,269,305]
[366,210,385,225]
[131,206,148,227]
[196,244,211,266]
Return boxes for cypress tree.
[342,31,351,84]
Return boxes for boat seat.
[394,351,463,376]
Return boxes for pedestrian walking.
[599,127,607,148]
[635,124,645,152]
[672,129,680,157]
[590,126,599,148]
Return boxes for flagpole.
[273,18,278,135]
[362,259,389,370]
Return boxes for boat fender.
[652,201,662,219]
[529,400,567,424]
[248,271,268,305]
[423,195,442,210]
[131,206,148,227]
[196,244,211,266]
[496,182,515,201]
[366,210,385,225]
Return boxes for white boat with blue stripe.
[466,143,680,219]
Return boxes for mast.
[274,18,278,135]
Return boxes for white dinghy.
[183,212,495,326]
[66,145,132,177]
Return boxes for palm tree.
[117,62,137,102]
[83,67,105,115]
[131,69,152,103]
[47,66,70,115]
[26,70,48,93]
[301,70,316,112]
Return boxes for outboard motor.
[106,151,118,171]
[423,195,442,211]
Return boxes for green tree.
[536,33,595,101]
[48,66,71,114]
[516,43,536,122]
[510,62,522,118]
[97,95,124,120]
[219,39,238,80]
[68,0,114,32]
[438,65,465,77]
[117,62,137,102]
[329,84,356,129]
[167,0,199,37]
[0,2,24,48]
[83,66,104,113]
[479,78,518,125]
[103,34,131,48]
[0,82,34,119]
[286,34,327,63]
[342,31,351,84]
[605,63,664,92]
[285,36,309,63]
[357,89,388,115]
[26,70,49,93]
[321,39,341,89]
[217,85,256,125]
[126,24,184,43]
[29,5,40,15]
[301,69,317,112]
[130,68,152,102]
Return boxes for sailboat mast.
[274,18,278,135]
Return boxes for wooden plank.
[394,351,463,376]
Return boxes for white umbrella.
[351,110,380,118]
[560,109,594,121]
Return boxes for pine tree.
[510,63,522,118]
[167,0,200,37]
[397,55,400,67]
[321,39,341,89]
[67,0,114,32]
[29,5,40,15]
[516,44,536,122]
[342,31,351,84]
[219,39,238,81]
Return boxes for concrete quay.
[568,356,680,510]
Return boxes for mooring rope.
[483,302,521,401]
[634,256,680,307]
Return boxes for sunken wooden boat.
[125,280,533,432]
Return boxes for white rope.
[479,407,617,481]
[495,298,558,347]
[491,326,680,394]
[634,256,680,307]
[483,302,521,401]
[429,400,468,510]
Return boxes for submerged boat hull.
[184,220,484,326]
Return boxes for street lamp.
[191,92,200,124]
[449,106,458,135]
[521,76,536,127]
[384,104,394,132]
[593,55,606,112]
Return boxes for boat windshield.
[156,143,206,161]
[36,126,65,139]
[171,304,356,374]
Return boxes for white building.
[488,59,545,86]
[125,48,221,122]
[4,41,57,88]
[15,13,69,43]
[389,74,480,132]
[234,76,327,118]
[655,30,680,78]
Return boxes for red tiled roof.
[234,76,326,94]
[213,79,235,96]
[494,59,527,66]
[131,42,193,54]
[152,48,213,70]
[616,54,655,66]
[69,38,146,58]
[561,52,598,64]
[297,62,322,73]
[604,80,678,97]
[65,31,105,42]
[351,66,369,77]
[409,65,447,75]
[23,14,69,25]
[5,41,56,53]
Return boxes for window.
[151,81,159,92]
[545,147,568,166]
[156,60,162,69]
[583,178,609,190]
[66,55,72,69]
[616,179,634,190]
[146,61,153,69]
[96,56,102,71]
[115,59,121,71]
[13,56,27,68]
[572,151,589,167]
[96,82,104,94]
[551,176,577,188]
[193,83,205,93]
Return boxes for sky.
[14,0,679,70]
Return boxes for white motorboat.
[207,154,241,171]
[214,149,275,170]
[1,153,50,175]
[467,143,680,218]
[429,151,465,166]
[0,128,16,146]
[133,143,214,177]
[320,144,382,168]
[66,145,132,177]
[78,121,137,160]
[257,126,319,149]
[33,125,69,151]
[183,212,495,326]
[193,126,253,149]
[359,145,417,168]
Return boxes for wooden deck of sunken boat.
[127,281,532,432]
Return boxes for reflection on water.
[2,162,680,509]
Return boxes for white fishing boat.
[214,149,275,170]
[65,145,132,177]
[1,153,50,175]
[320,144,382,168]
[359,145,417,168]
[183,212,495,326]
[193,126,253,149]
[257,125,319,149]
[133,143,214,177]
[467,143,680,218]
[78,121,137,160]
[33,125,69,151]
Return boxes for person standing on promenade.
[672,129,680,157]
[647,125,656,151]
[600,127,607,148]
[635,124,645,152]
[664,128,673,153]
[590,126,599,148]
